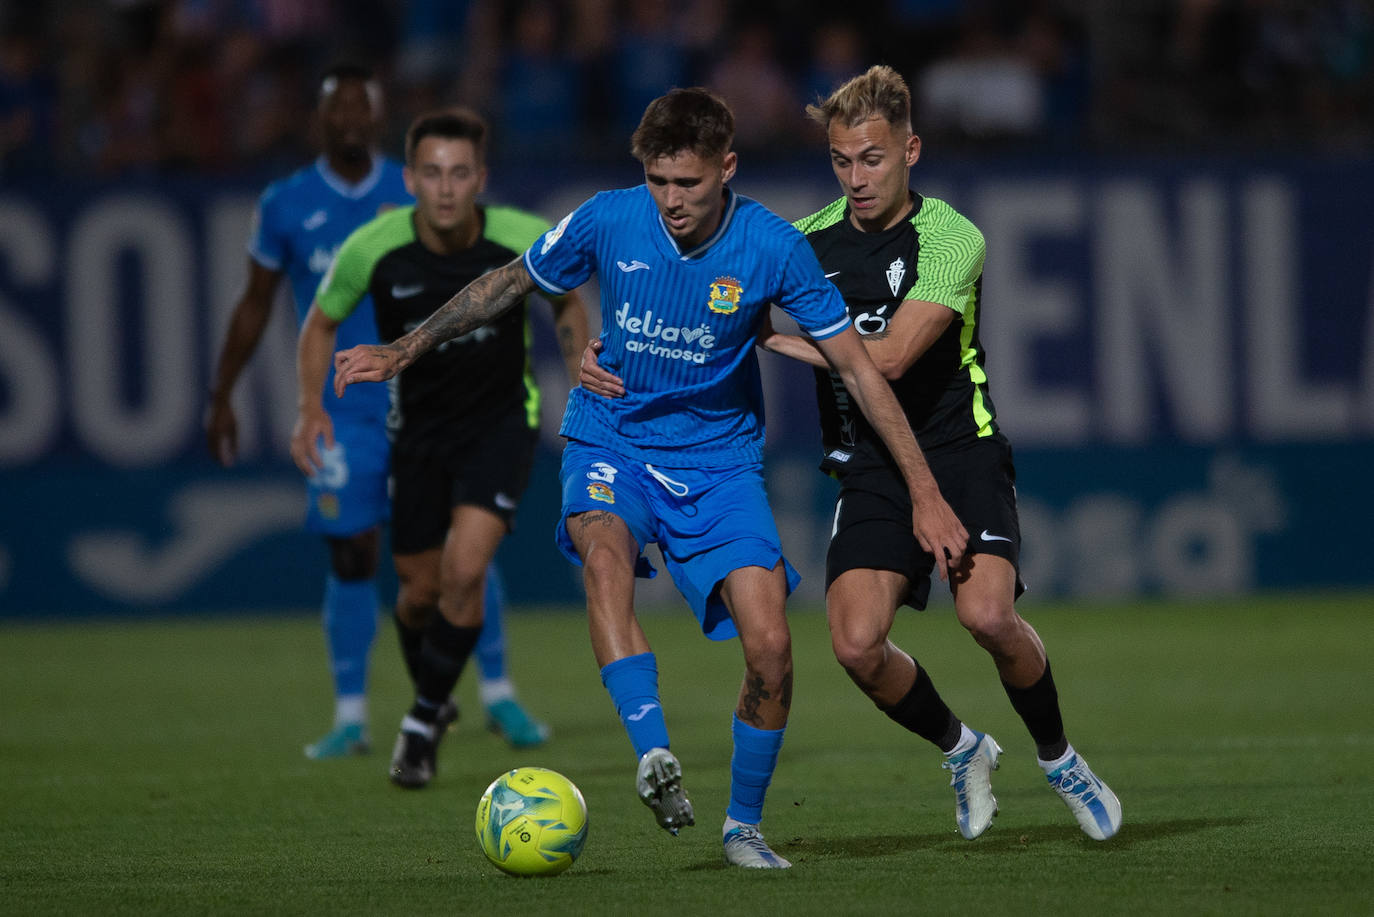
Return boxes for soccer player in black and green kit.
[771,64,1121,841]
[292,108,589,788]
[581,65,1123,841]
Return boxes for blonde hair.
[806,64,911,132]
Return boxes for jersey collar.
[657,186,739,260]
[844,189,922,236]
[315,153,386,200]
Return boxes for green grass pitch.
[3,593,1371,915]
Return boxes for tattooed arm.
[332,257,537,395]
[550,289,590,387]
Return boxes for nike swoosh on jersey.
[825,271,841,278]
[391,283,424,298]
[617,260,651,273]
[980,530,1013,542]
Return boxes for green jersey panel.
[315,206,417,321]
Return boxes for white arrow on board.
[68,481,305,603]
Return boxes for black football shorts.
[390,410,538,555]
[826,435,1025,610]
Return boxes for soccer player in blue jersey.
[206,64,547,760]
[331,88,967,868]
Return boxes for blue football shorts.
[303,412,390,537]
[555,440,800,641]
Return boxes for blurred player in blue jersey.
[332,88,967,868]
[206,64,547,761]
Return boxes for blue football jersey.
[525,185,850,467]
[249,154,411,419]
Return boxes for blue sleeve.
[775,234,850,341]
[522,196,599,295]
[247,185,284,271]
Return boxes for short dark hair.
[404,107,488,165]
[630,87,734,162]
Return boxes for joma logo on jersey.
[708,276,742,314]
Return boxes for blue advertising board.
[1,158,1371,616]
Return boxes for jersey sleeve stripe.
[807,315,851,341]
[522,249,570,295]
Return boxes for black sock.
[880,664,963,753]
[410,616,481,722]
[1002,660,1068,760]
[394,611,427,685]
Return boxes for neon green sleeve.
[905,201,985,316]
[484,206,554,255]
[315,206,415,320]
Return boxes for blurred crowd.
[1,0,1371,180]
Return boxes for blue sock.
[475,562,506,683]
[600,652,670,758]
[727,714,786,825]
[323,575,379,702]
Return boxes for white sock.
[945,723,978,757]
[479,677,516,707]
[400,714,436,741]
[335,695,366,726]
[1039,743,1077,773]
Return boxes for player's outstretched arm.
[333,257,537,396]
[814,326,968,579]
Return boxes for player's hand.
[910,486,968,582]
[334,343,405,396]
[204,395,238,467]
[290,406,334,478]
[579,340,624,398]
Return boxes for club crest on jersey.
[887,258,906,296]
[587,482,615,504]
[708,276,742,315]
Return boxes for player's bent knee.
[959,603,1019,650]
[830,634,881,676]
[740,623,792,670]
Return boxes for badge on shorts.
[708,276,742,315]
[317,493,341,520]
[587,482,615,504]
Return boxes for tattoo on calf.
[738,667,792,726]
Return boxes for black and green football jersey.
[794,193,999,474]
[317,204,551,450]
